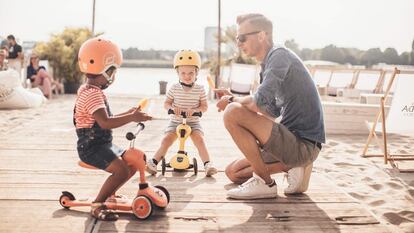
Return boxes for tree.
[383,47,400,64]
[400,52,411,65]
[320,45,345,64]
[411,39,414,65]
[360,48,383,67]
[284,39,300,56]
[34,27,94,92]
[300,48,313,60]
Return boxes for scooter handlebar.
[168,109,202,117]
[126,123,145,140]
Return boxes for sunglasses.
[236,31,261,43]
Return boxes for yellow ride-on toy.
[161,109,202,176]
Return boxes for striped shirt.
[167,83,207,122]
[74,84,106,128]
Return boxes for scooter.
[161,109,202,176]
[59,123,170,220]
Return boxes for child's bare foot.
[91,202,119,221]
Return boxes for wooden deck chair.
[312,69,333,95]
[327,69,356,96]
[360,70,394,105]
[362,68,414,172]
[354,69,383,94]
[227,63,259,95]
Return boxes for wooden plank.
[0,200,389,233]
[0,172,355,204]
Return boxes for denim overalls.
[74,89,124,170]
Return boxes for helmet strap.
[180,81,194,88]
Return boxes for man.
[6,35,23,76]
[216,14,325,199]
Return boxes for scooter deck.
[65,198,133,211]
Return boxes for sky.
[0,0,413,54]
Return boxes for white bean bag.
[0,69,21,88]
[0,70,46,109]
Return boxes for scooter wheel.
[154,185,170,204]
[132,195,153,220]
[59,191,75,209]
[161,158,166,176]
[193,157,198,176]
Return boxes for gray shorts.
[260,123,320,167]
[165,120,203,134]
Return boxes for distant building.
[22,41,37,56]
[204,27,218,53]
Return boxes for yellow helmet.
[173,50,201,69]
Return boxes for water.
[106,67,210,96]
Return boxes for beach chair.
[327,69,356,96]
[360,70,394,105]
[354,69,383,93]
[227,63,260,95]
[362,68,414,171]
[311,69,333,95]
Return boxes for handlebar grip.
[126,123,145,141]
[168,109,202,117]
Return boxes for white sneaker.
[227,173,277,199]
[146,158,158,175]
[284,163,313,194]
[204,162,218,177]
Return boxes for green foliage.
[33,27,94,84]
[400,52,411,65]
[283,38,412,67]
[205,26,257,78]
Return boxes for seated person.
[0,49,7,71]
[27,54,64,98]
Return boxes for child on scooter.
[146,50,217,177]
[74,37,152,221]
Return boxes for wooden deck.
[0,95,391,233]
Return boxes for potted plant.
[33,28,94,93]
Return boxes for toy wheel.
[161,158,166,176]
[59,191,75,209]
[193,157,198,176]
[154,185,170,204]
[132,195,153,220]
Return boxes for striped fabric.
[167,83,206,122]
[74,84,106,128]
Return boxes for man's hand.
[216,95,233,112]
[214,88,232,99]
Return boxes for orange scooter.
[59,123,170,220]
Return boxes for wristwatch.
[228,96,234,103]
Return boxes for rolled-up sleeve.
[254,49,291,118]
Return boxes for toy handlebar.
[126,123,145,140]
[168,109,202,118]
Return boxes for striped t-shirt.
[167,83,207,122]
[74,84,107,129]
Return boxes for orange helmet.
[78,37,123,75]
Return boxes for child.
[146,50,217,177]
[74,37,152,221]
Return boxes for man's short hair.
[236,14,273,36]
[7,35,15,41]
